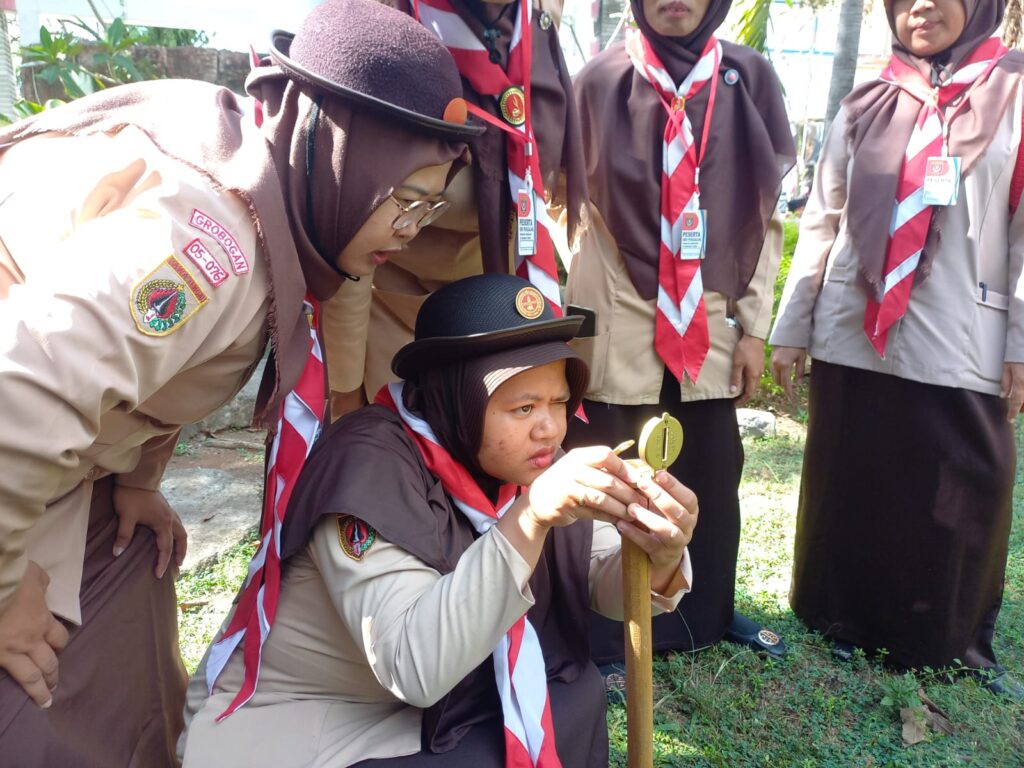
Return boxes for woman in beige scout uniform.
[772,0,1024,695]
[0,0,478,763]
[323,0,588,415]
[181,274,695,767]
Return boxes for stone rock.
[180,357,266,442]
[162,465,261,571]
[736,408,776,438]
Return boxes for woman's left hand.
[1001,363,1024,422]
[617,470,698,595]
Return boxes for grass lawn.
[176,415,1024,766]
[602,416,1024,767]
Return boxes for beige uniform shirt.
[770,97,1024,393]
[181,519,691,767]
[564,204,783,405]
[0,128,269,622]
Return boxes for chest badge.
[499,86,527,127]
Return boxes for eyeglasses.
[389,192,451,231]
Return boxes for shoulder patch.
[189,208,250,275]
[130,256,208,336]
[182,238,229,288]
[337,515,377,561]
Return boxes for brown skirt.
[349,663,608,767]
[0,477,187,767]
[566,378,744,662]
[792,361,1015,670]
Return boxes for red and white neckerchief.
[376,382,562,768]
[626,30,721,383]
[204,298,326,718]
[411,0,564,316]
[864,36,1007,357]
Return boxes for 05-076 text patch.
[130,255,208,336]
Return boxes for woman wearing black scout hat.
[0,0,481,764]
[181,273,697,766]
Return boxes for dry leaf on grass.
[901,690,953,746]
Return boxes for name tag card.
[922,156,961,207]
[679,210,707,260]
[517,189,537,256]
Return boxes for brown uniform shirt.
[0,128,271,622]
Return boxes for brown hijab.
[398,0,589,270]
[843,0,1024,300]
[0,71,465,425]
[575,0,795,301]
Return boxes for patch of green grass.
[175,527,258,673]
[605,425,1024,767]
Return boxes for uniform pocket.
[969,285,1009,382]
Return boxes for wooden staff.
[618,414,683,768]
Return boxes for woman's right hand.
[523,447,646,530]
[771,346,808,398]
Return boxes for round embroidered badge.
[499,86,527,127]
[136,279,186,333]
[515,286,545,319]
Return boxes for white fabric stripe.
[660,214,680,256]
[679,42,720,94]
[882,249,922,295]
[256,584,270,638]
[206,628,245,693]
[511,620,549,761]
[664,132,689,178]
[534,200,573,273]
[657,286,683,331]
[493,637,530,747]
[509,0,524,50]
[904,111,942,161]
[526,261,561,307]
[417,2,486,50]
[889,186,929,235]
[242,529,272,588]
[646,62,676,94]
[950,58,991,84]
[676,269,704,333]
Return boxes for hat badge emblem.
[515,286,545,319]
[499,86,527,127]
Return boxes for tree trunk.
[0,13,16,117]
[1005,0,1023,49]
[824,0,864,127]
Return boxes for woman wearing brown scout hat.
[772,0,1024,695]
[564,0,795,672]
[322,0,588,417]
[0,0,480,763]
[181,273,696,766]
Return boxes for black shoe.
[723,611,787,658]
[971,666,1024,701]
[598,662,626,704]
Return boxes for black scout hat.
[393,274,585,379]
[269,0,483,140]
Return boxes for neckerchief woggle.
[865,36,1006,357]
[377,382,563,768]
[626,29,721,383]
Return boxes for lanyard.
[640,35,719,197]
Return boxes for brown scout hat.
[269,0,483,140]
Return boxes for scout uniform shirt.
[0,126,269,624]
